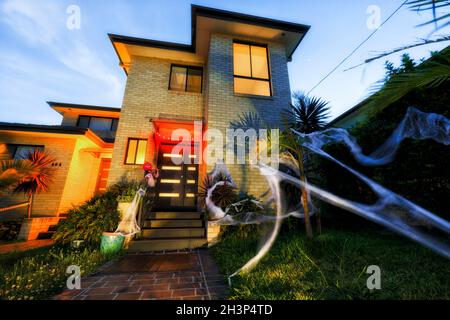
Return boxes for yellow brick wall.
[0,133,76,218]
[205,33,291,198]
[108,56,205,186]
[58,138,106,213]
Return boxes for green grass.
[0,245,121,300]
[210,227,450,300]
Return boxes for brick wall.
[58,138,105,213]
[0,133,76,218]
[205,33,292,198]
[110,33,292,200]
[108,56,205,186]
[0,133,106,219]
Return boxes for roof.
[110,5,310,74]
[47,102,121,115]
[0,122,111,146]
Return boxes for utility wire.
[307,0,409,95]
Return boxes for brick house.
[0,5,309,246]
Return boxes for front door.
[95,158,111,194]
[155,143,199,211]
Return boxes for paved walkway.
[0,239,54,254]
[54,249,229,300]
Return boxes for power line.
[307,0,409,95]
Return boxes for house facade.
[108,5,309,211]
[0,5,309,243]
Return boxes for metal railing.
[0,201,30,213]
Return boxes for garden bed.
[210,227,450,300]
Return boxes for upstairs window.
[233,41,271,97]
[77,116,119,132]
[169,65,203,93]
[125,138,147,165]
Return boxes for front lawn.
[210,227,450,300]
[0,245,121,300]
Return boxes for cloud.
[1,0,63,45]
[0,0,124,106]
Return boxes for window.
[77,116,119,132]
[8,145,44,160]
[169,65,203,93]
[125,138,147,165]
[233,42,271,96]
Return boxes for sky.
[0,0,448,125]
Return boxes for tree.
[279,93,330,239]
[287,92,331,134]
[13,149,56,218]
[384,53,418,82]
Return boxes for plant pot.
[207,222,221,247]
[100,232,124,255]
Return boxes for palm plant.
[0,160,36,191]
[199,173,237,210]
[13,149,56,218]
[366,47,450,112]
[285,92,331,134]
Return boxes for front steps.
[128,211,206,252]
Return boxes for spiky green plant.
[285,92,331,134]
[13,149,56,218]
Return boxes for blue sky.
[0,0,448,125]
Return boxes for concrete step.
[153,212,202,220]
[145,219,203,228]
[48,224,59,232]
[128,238,207,252]
[142,228,205,239]
[37,231,54,240]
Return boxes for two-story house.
[0,5,309,248]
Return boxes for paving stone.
[54,249,228,301]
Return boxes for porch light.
[159,193,179,197]
[161,166,182,171]
[163,153,182,158]
[160,179,181,184]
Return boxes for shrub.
[317,84,450,225]
[0,220,22,241]
[53,178,144,245]
[0,245,119,300]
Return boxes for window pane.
[136,140,147,165]
[251,46,269,79]
[126,140,137,164]
[170,66,187,91]
[233,43,251,77]
[111,119,119,131]
[89,118,112,131]
[14,146,43,160]
[187,68,202,93]
[234,78,271,96]
[78,116,90,127]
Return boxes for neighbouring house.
[0,103,118,239]
[0,5,310,247]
